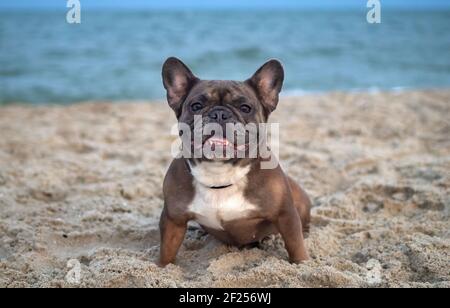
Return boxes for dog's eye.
[191,102,203,112]
[240,104,252,113]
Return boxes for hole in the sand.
[184,240,207,251]
[351,252,370,264]
[384,186,415,201]
[29,188,67,202]
[362,201,383,213]
[80,255,91,266]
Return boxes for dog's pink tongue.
[207,138,230,146]
[206,138,230,152]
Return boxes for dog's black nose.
[208,107,232,122]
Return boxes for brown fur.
[159,57,311,266]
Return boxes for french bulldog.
[159,57,311,266]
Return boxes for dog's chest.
[189,185,256,230]
[187,162,256,230]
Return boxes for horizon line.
[1,6,450,12]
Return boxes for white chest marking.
[188,162,256,230]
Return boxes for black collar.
[208,184,233,190]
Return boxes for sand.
[0,90,449,288]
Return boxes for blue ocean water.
[0,10,449,104]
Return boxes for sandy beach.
[0,90,449,288]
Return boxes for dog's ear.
[246,59,284,113]
[162,57,199,116]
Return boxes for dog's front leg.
[158,206,188,267]
[276,203,309,263]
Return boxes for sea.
[0,9,449,104]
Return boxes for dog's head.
[162,57,284,162]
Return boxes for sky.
[1,0,450,10]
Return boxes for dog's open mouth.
[204,137,248,151]
[189,136,251,160]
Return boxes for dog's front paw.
[156,258,172,268]
[290,251,310,264]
